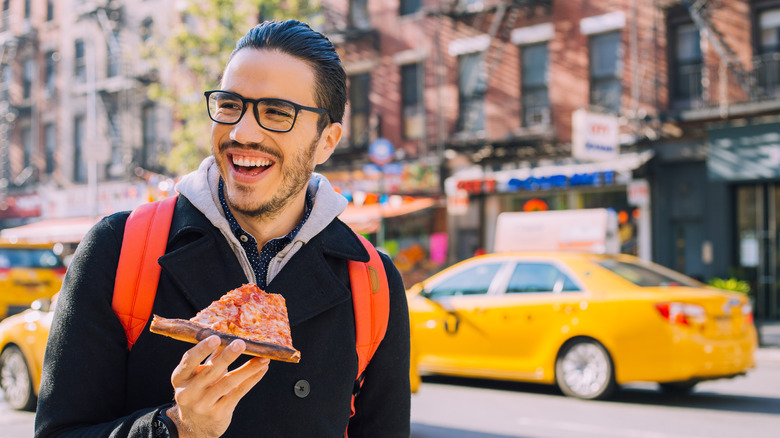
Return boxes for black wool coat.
[35,195,411,437]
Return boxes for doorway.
[736,184,780,320]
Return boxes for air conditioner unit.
[525,107,550,126]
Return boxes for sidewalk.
[755,319,780,364]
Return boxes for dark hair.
[231,20,347,130]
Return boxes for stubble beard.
[219,135,320,221]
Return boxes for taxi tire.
[555,339,616,400]
[0,345,37,411]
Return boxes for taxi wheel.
[0,345,37,411]
[555,339,616,400]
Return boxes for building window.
[457,0,486,14]
[400,0,421,16]
[47,0,54,21]
[107,30,120,78]
[756,8,780,97]
[45,51,56,97]
[401,63,424,140]
[142,104,157,170]
[1,0,10,32]
[74,40,86,83]
[74,116,87,183]
[458,51,486,133]
[589,31,622,113]
[349,73,371,149]
[23,58,34,100]
[349,0,370,29]
[670,22,703,108]
[44,123,56,175]
[21,126,32,169]
[24,0,31,19]
[140,18,153,42]
[521,43,550,126]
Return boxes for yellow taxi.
[0,242,66,319]
[0,296,55,411]
[407,252,758,399]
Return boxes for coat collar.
[157,196,369,326]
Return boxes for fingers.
[208,357,270,408]
[172,335,221,385]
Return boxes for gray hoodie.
[175,156,348,286]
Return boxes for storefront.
[444,150,653,262]
[707,121,780,320]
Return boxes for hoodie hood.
[175,156,348,285]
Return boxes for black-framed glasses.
[204,90,329,133]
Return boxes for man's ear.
[315,122,342,165]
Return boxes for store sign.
[572,109,619,161]
[0,194,43,219]
[627,179,649,206]
[453,171,617,195]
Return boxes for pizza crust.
[150,315,301,363]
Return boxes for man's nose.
[230,105,267,144]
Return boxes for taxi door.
[410,258,513,373]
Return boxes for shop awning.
[0,216,102,244]
[339,197,437,234]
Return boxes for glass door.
[736,184,779,320]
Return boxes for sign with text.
[572,109,619,161]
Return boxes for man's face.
[212,48,341,219]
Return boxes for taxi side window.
[427,262,502,298]
[506,263,581,293]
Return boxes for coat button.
[294,379,310,398]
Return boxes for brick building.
[319,0,780,319]
[2,0,780,318]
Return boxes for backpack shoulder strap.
[112,195,178,350]
[347,232,390,418]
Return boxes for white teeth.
[232,156,272,167]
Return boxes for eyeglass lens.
[207,91,297,131]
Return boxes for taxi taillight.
[655,302,706,326]
[742,301,754,326]
[53,267,67,279]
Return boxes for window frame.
[457,51,487,133]
[668,15,704,108]
[400,62,425,140]
[348,72,371,149]
[589,31,623,114]
[521,42,550,127]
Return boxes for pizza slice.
[150,283,301,363]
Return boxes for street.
[410,350,780,438]
[2,352,778,438]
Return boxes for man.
[35,20,411,437]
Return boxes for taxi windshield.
[0,248,64,269]
[597,259,700,288]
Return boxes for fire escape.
[443,0,553,165]
[681,0,756,99]
[0,7,38,206]
[77,0,131,182]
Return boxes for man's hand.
[166,335,270,438]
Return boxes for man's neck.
[231,190,308,248]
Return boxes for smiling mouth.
[231,154,274,176]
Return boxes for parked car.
[0,296,54,411]
[407,252,758,400]
[0,242,66,319]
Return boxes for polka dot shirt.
[218,179,312,288]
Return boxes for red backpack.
[110,195,389,419]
